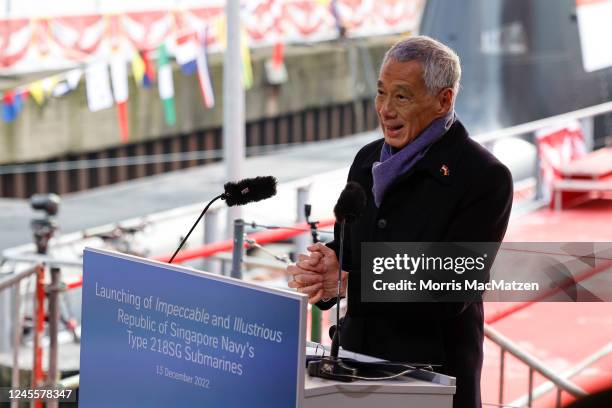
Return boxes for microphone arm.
[330,219,346,359]
[307,217,357,382]
[308,181,365,381]
[168,193,225,264]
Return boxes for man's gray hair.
[382,35,461,98]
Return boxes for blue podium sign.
[79,248,307,407]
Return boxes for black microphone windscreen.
[333,181,366,223]
[223,176,277,207]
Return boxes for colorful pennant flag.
[131,51,146,86]
[157,43,176,126]
[28,76,60,105]
[111,56,130,142]
[42,77,59,96]
[241,29,253,90]
[85,61,114,112]
[272,41,284,69]
[330,0,346,37]
[142,50,156,88]
[132,50,156,88]
[196,29,215,109]
[29,81,45,105]
[175,32,198,75]
[52,69,82,97]
[1,91,25,122]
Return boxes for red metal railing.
[33,264,45,408]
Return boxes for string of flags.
[0,0,422,138]
[0,1,423,73]
[0,27,261,142]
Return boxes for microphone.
[333,181,367,223]
[222,176,277,207]
[308,181,366,382]
[168,176,278,264]
[331,182,365,358]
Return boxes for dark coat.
[318,119,513,408]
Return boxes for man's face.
[375,58,451,149]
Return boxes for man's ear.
[437,88,454,114]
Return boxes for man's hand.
[286,243,347,304]
[307,243,347,300]
[287,252,324,304]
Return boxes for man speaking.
[287,36,513,408]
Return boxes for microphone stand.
[168,193,225,264]
[307,218,357,382]
[305,204,320,245]
[305,204,322,343]
[330,219,345,358]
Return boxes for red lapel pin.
[440,164,450,176]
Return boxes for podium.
[78,249,454,407]
[303,343,455,408]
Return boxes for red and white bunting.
[0,1,425,74]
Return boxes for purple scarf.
[372,111,456,207]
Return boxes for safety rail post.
[31,264,45,408]
[527,367,534,407]
[532,131,544,201]
[203,207,221,274]
[46,267,61,408]
[485,324,587,400]
[556,388,562,407]
[508,342,612,407]
[295,186,321,343]
[579,116,595,151]
[10,280,22,408]
[0,265,39,408]
[231,219,245,279]
[295,186,311,255]
[498,348,505,406]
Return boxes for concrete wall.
[0,36,396,165]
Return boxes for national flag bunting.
[196,29,215,108]
[157,43,176,126]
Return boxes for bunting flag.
[42,77,60,96]
[272,41,284,69]
[29,81,45,105]
[330,0,346,37]
[196,29,215,108]
[240,29,254,90]
[111,56,130,142]
[85,61,114,112]
[1,90,25,122]
[29,76,61,105]
[142,50,156,88]
[0,4,425,72]
[52,69,82,97]
[131,50,146,86]
[265,39,288,85]
[131,50,156,88]
[175,32,198,75]
[156,43,176,125]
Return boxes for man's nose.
[379,99,396,119]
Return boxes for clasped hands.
[286,242,348,304]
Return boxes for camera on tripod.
[30,193,60,254]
